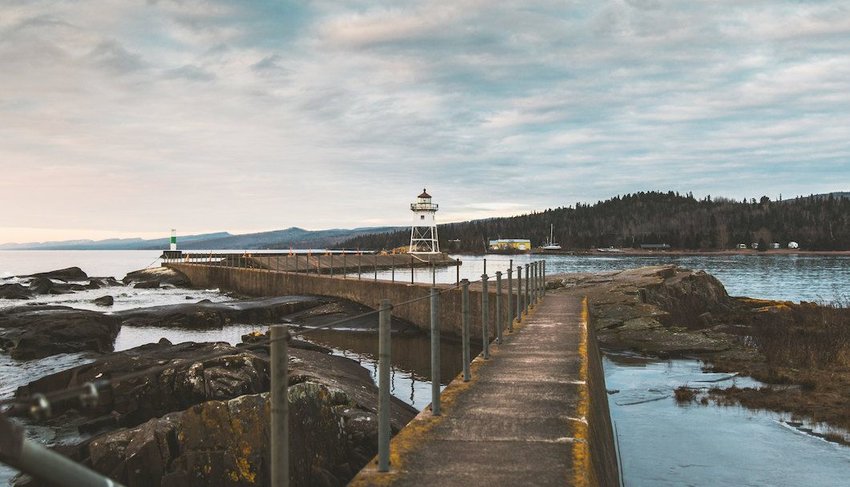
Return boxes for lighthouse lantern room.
[409,188,440,254]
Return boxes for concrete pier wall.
[167,263,507,341]
[582,298,622,486]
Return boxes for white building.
[409,189,440,254]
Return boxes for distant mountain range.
[0,227,400,251]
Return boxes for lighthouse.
[409,188,440,254]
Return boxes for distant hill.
[0,227,399,251]
[339,191,850,252]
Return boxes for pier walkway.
[351,294,613,486]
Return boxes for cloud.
[1,0,849,241]
[163,63,216,81]
[88,40,147,73]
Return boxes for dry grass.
[751,301,850,370]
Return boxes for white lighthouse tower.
[409,188,440,254]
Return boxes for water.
[606,355,850,486]
[0,250,162,280]
[2,250,850,486]
[369,253,850,304]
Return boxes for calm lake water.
[2,250,849,486]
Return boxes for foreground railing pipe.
[461,279,471,381]
[507,267,514,332]
[495,271,503,344]
[0,414,126,487]
[430,288,441,416]
[271,325,289,487]
[378,299,392,472]
[481,274,490,359]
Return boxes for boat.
[541,224,562,250]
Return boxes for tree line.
[338,191,850,252]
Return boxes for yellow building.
[489,239,532,252]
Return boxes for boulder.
[14,341,268,426]
[86,382,414,487]
[123,267,189,288]
[24,267,88,282]
[0,283,31,300]
[94,295,114,307]
[642,268,732,329]
[28,277,89,295]
[0,306,121,359]
[579,265,740,357]
[89,277,125,288]
[133,280,160,289]
[115,296,331,329]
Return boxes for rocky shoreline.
[0,266,420,486]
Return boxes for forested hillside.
[339,192,850,252]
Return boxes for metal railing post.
[430,288,441,416]
[271,325,289,487]
[483,258,487,276]
[507,267,513,332]
[495,271,503,344]
[378,300,392,472]
[456,259,460,285]
[481,274,490,359]
[461,279,471,381]
[542,260,546,296]
[538,261,544,300]
[538,261,543,300]
[524,264,530,314]
[534,260,540,303]
[516,266,523,322]
[532,262,538,303]
[410,254,414,284]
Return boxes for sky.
[1,0,849,243]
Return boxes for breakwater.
[168,263,506,341]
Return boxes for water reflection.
[303,329,481,410]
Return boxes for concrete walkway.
[350,294,590,486]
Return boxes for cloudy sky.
[1,0,849,243]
